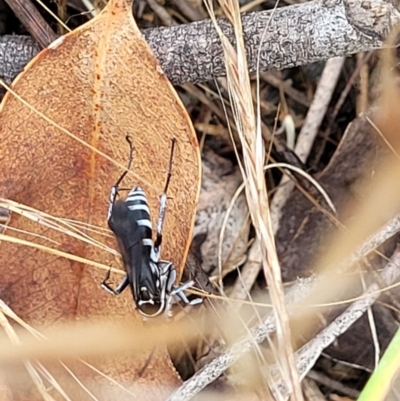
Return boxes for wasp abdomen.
[126,186,153,247]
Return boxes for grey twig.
[4,0,57,48]
[1,0,400,86]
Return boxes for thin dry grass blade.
[205,0,303,398]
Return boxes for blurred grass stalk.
[358,326,400,401]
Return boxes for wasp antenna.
[125,134,133,147]
[163,138,176,194]
[125,135,134,168]
[112,135,135,189]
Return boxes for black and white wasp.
[101,136,200,317]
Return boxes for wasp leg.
[175,289,203,306]
[101,269,130,295]
[171,280,203,306]
[154,138,177,253]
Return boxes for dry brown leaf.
[193,147,249,275]
[0,0,200,399]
